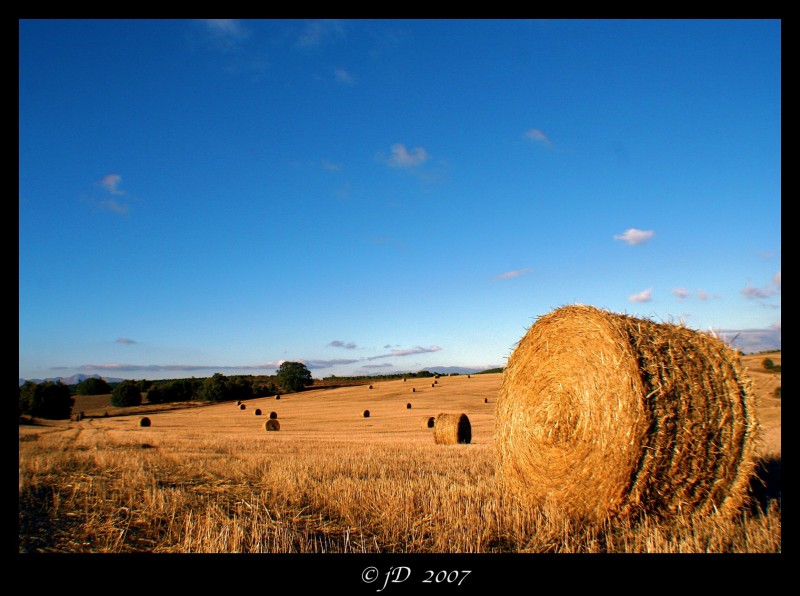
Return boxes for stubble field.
[18,354,781,555]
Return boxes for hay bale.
[275,395,281,400]
[431,383,435,388]
[406,403,412,409]
[269,411,278,420]
[139,417,151,427]
[484,398,489,404]
[264,419,280,432]
[412,387,416,393]
[496,304,759,523]
[254,409,262,416]
[434,413,471,444]
[239,404,246,410]
[363,410,370,418]
[420,415,435,429]
[368,385,373,389]
[236,401,241,406]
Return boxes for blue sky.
[19,19,781,381]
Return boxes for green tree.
[76,377,113,395]
[276,361,313,392]
[19,381,74,419]
[111,380,143,407]
[762,358,775,370]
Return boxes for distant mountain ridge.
[18,373,125,387]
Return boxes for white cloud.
[525,128,552,147]
[741,283,777,300]
[614,228,655,245]
[100,174,123,195]
[116,338,136,345]
[328,340,357,349]
[297,20,345,48]
[628,288,653,303]
[334,68,355,85]
[696,289,720,300]
[495,268,532,280]
[384,143,430,168]
[367,345,442,360]
[672,288,690,300]
[201,19,250,50]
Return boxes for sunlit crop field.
[19,359,781,554]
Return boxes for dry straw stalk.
[496,304,759,523]
[433,413,471,444]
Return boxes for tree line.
[19,362,313,420]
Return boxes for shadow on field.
[747,455,781,514]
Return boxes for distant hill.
[420,366,501,375]
[18,373,125,387]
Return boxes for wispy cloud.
[100,174,124,195]
[672,287,690,300]
[495,268,532,280]
[334,68,355,85]
[614,228,655,245]
[303,359,360,369]
[87,174,132,214]
[525,128,553,147]
[628,288,653,303]
[202,19,249,49]
[383,143,430,168]
[696,289,720,300]
[116,338,136,345]
[297,20,345,48]
[367,345,442,361]
[321,159,341,171]
[742,283,780,300]
[328,340,357,350]
[361,363,394,369]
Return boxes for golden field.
[19,354,780,554]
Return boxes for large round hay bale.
[264,419,280,432]
[139,417,151,427]
[275,395,281,400]
[239,404,246,410]
[496,304,759,523]
[433,413,471,444]
[363,410,370,418]
[368,385,373,390]
[412,387,416,393]
[254,408,262,416]
[406,403,412,409]
[420,415,435,429]
[269,411,278,420]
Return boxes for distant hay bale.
[236,401,241,406]
[368,385,373,389]
[434,380,438,384]
[269,411,278,420]
[139,417,151,427]
[254,408,262,416]
[434,413,471,444]
[412,388,416,393]
[363,410,370,418]
[264,419,280,432]
[406,403,412,409]
[420,415,435,429]
[239,404,246,410]
[275,395,281,400]
[484,398,489,404]
[403,378,407,382]
[468,375,471,379]
[496,304,759,523]
[431,383,435,388]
